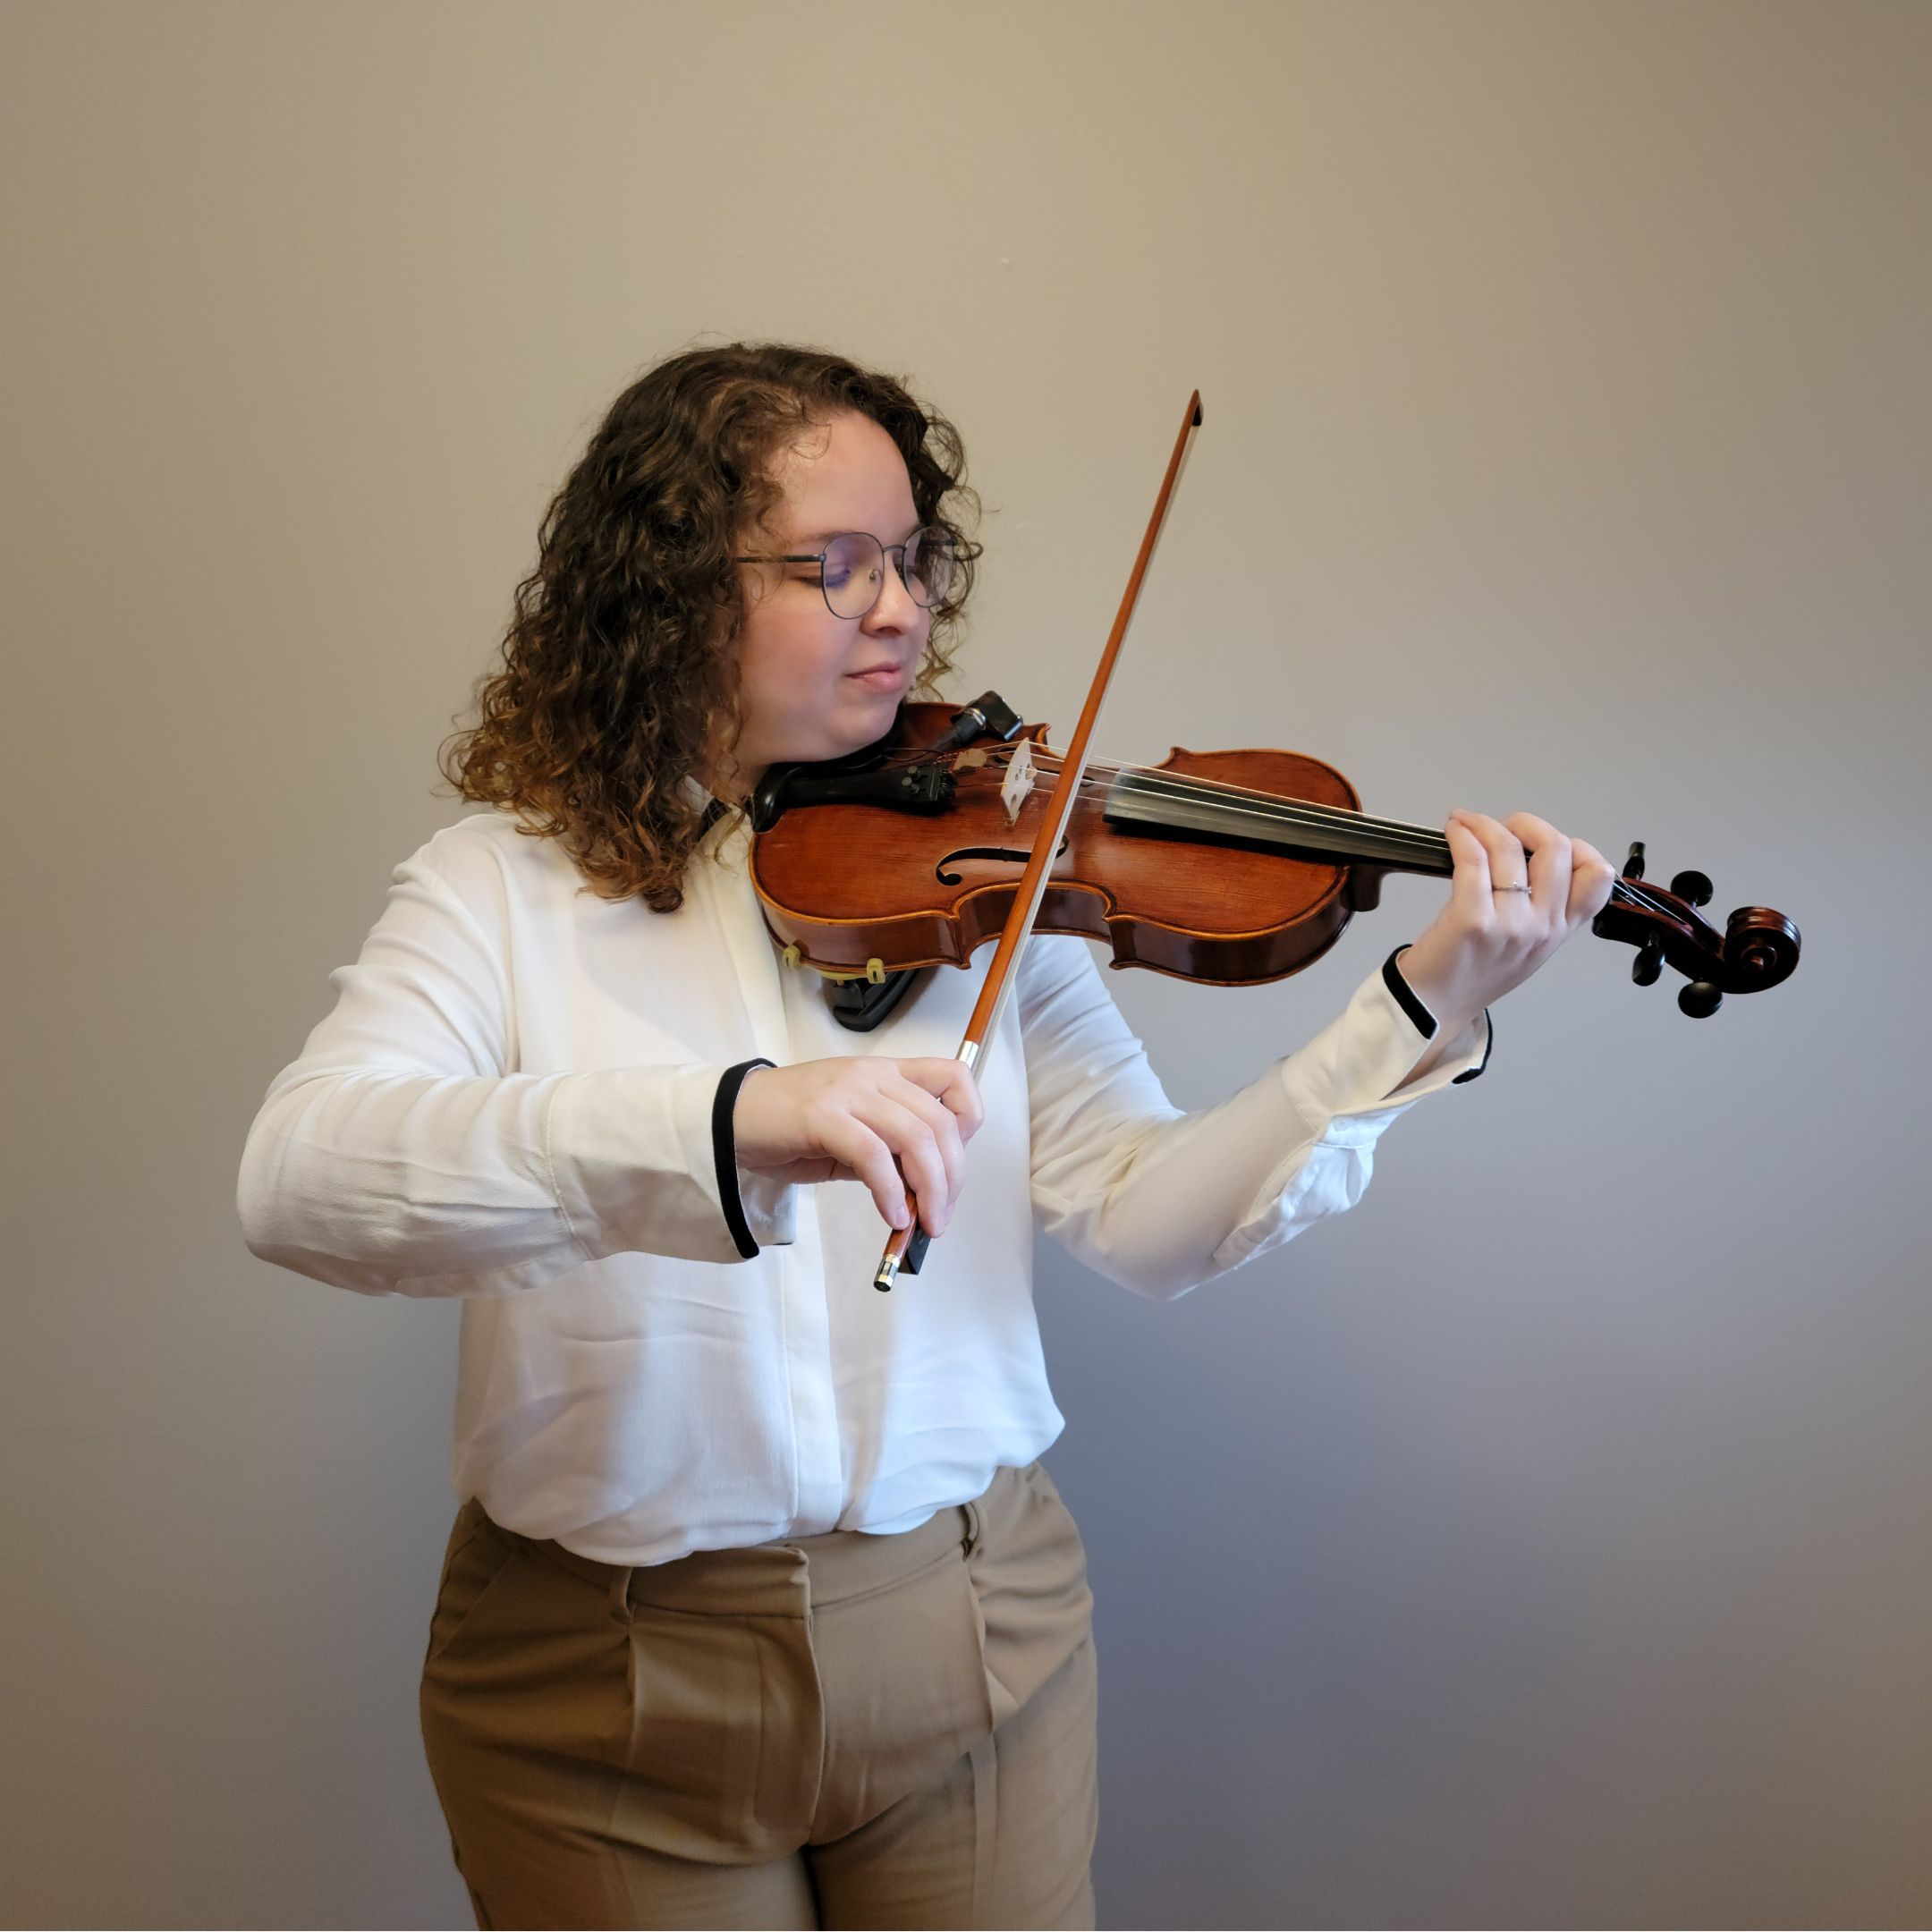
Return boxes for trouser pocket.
[963,1462,1095,1727]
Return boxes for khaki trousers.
[419,1462,1098,1930]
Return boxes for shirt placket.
[707,835,844,1535]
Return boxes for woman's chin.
[749,688,911,775]
[829,687,906,745]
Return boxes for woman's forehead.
[771,411,914,538]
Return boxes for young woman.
[238,342,1614,1930]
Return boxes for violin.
[747,694,1802,1022]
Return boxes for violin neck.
[1103,768,1455,877]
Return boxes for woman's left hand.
[1395,810,1617,1040]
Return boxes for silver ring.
[1492,882,1532,894]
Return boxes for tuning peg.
[1622,840,1646,881]
[1631,937,1665,986]
[1678,980,1724,1018]
[1669,869,1714,908]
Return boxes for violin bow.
[874,389,1206,1291]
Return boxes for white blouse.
[237,807,1488,1564]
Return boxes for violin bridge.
[999,739,1037,826]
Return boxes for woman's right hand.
[732,1057,984,1236]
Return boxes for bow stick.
[875,389,1206,1290]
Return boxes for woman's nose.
[862,554,920,632]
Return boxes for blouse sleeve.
[235,835,793,1299]
[1018,936,1487,1301]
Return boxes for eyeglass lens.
[819,529,957,619]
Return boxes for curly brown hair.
[437,342,981,911]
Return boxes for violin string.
[1006,751,1687,922]
[942,771,1678,923]
[1055,751,1452,848]
[886,743,1685,924]
[987,749,1460,863]
[1006,769,1450,863]
[945,748,1451,859]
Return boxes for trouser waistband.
[462,1471,1009,1619]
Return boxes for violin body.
[752,703,1381,985]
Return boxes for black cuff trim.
[1382,946,1437,1040]
[1452,1011,1494,1084]
[712,1058,776,1259]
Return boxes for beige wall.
[4,2,1928,1925]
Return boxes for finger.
[854,1094,956,1233]
[1455,809,1529,900]
[1508,813,1571,926]
[818,1116,911,1229]
[1566,836,1616,923]
[1505,810,1561,851]
[1444,813,1496,921]
[885,1074,969,1204]
[896,1057,986,1140]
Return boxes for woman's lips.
[847,665,907,691]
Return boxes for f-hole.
[936,835,1069,886]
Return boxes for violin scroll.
[1593,841,1801,1017]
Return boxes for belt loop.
[607,1563,636,1627]
[961,1497,983,1559]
